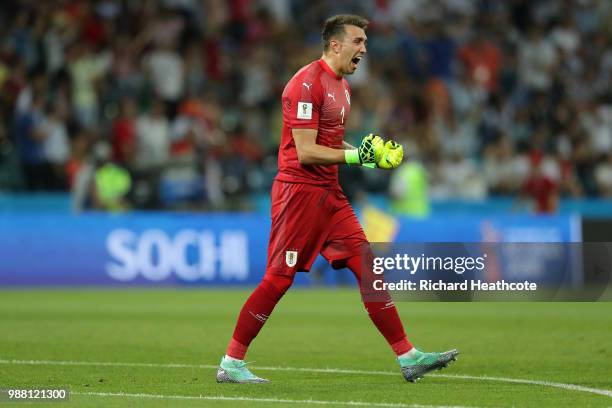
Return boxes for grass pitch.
[0,289,611,407]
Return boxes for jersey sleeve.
[283,73,323,130]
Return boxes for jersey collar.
[318,58,342,80]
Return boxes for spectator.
[40,103,70,189]
[595,153,612,197]
[518,25,558,92]
[550,13,580,56]
[144,41,184,113]
[111,97,138,166]
[389,157,430,218]
[72,141,131,212]
[521,152,559,213]
[0,124,22,190]
[135,98,170,169]
[429,152,486,199]
[457,29,502,91]
[483,136,528,195]
[582,103,612,159]
[14,92,52,190]
[67,42,108,128]
[65,130,90,190]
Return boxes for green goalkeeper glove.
[344,133,384,168]
[376,140,403,169]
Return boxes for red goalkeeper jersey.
[275,58,352,187]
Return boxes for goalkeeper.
[217,14,457,384]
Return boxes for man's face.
[333,25,367,75]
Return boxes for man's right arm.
[286,73,352,166]
[285,75,382,167]
[292,129,347,165]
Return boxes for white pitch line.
[432,373,612,399]
[73,391,474,408]
[2,358,611,399]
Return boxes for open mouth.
[351,56,362,67]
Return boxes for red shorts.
[266,180,368,276]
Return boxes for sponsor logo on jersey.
[297,102,312,119]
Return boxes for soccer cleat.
[399,348,459,383]
[216,356,270,384]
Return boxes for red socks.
[226,274,293,359]
[226,252,412,360]
[226,338,248,360]
[346,254,413,356]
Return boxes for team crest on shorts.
[285,250,298,267]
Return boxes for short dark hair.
[322,14,369,51]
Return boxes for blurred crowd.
[0,0,611,211]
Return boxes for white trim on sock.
[398,347,418,359]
